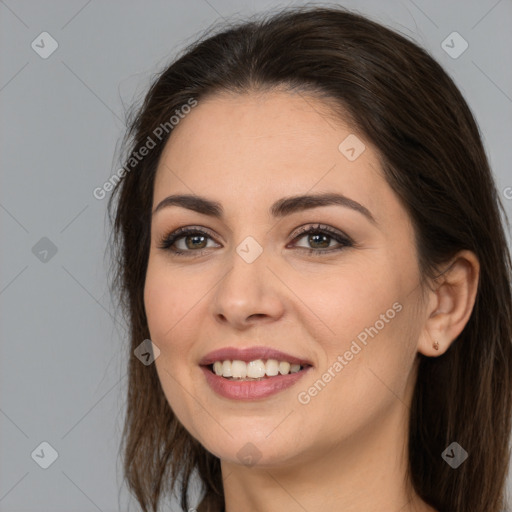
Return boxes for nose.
[210,243,285,330]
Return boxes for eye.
[288,224,354,255]
[157,223,354,257]
[157,226,219,256]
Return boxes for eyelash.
[157,223,354,257]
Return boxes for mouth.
[199,346,313,399]
[199,354,313,400]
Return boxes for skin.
[144,89,479,512]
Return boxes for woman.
[107,5,512,512]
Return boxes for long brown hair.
[107,5,512,511]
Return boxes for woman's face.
[144,90,427,467]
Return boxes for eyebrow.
[152,192,377,225]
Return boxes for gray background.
[1,0,511,510]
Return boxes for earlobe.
[417,250,480,357]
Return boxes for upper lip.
[199,345,313,367]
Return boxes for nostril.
[248,314,265,320]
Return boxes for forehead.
[152,91,399,228]
[158,90,354,172]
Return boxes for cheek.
[143,257,196,345]
[296,264,416,407]
[302,261,398,353]
[144,273,173,342]
[144,260,204,435]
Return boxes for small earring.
[433,340,439,350]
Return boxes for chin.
[195,430,305,468]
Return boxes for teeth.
[265,359,279,376]
[222,360,232,377]
[210,359,304,379]
[290,363,301,373]
[247,359,266,378]
[231,360,247,379]
[213,361,223,376]
[279,361,290,375]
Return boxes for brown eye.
[158,227,219,256]
[290,224,354,255]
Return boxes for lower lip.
[201,365,311,400]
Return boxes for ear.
[417,250,480,357]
